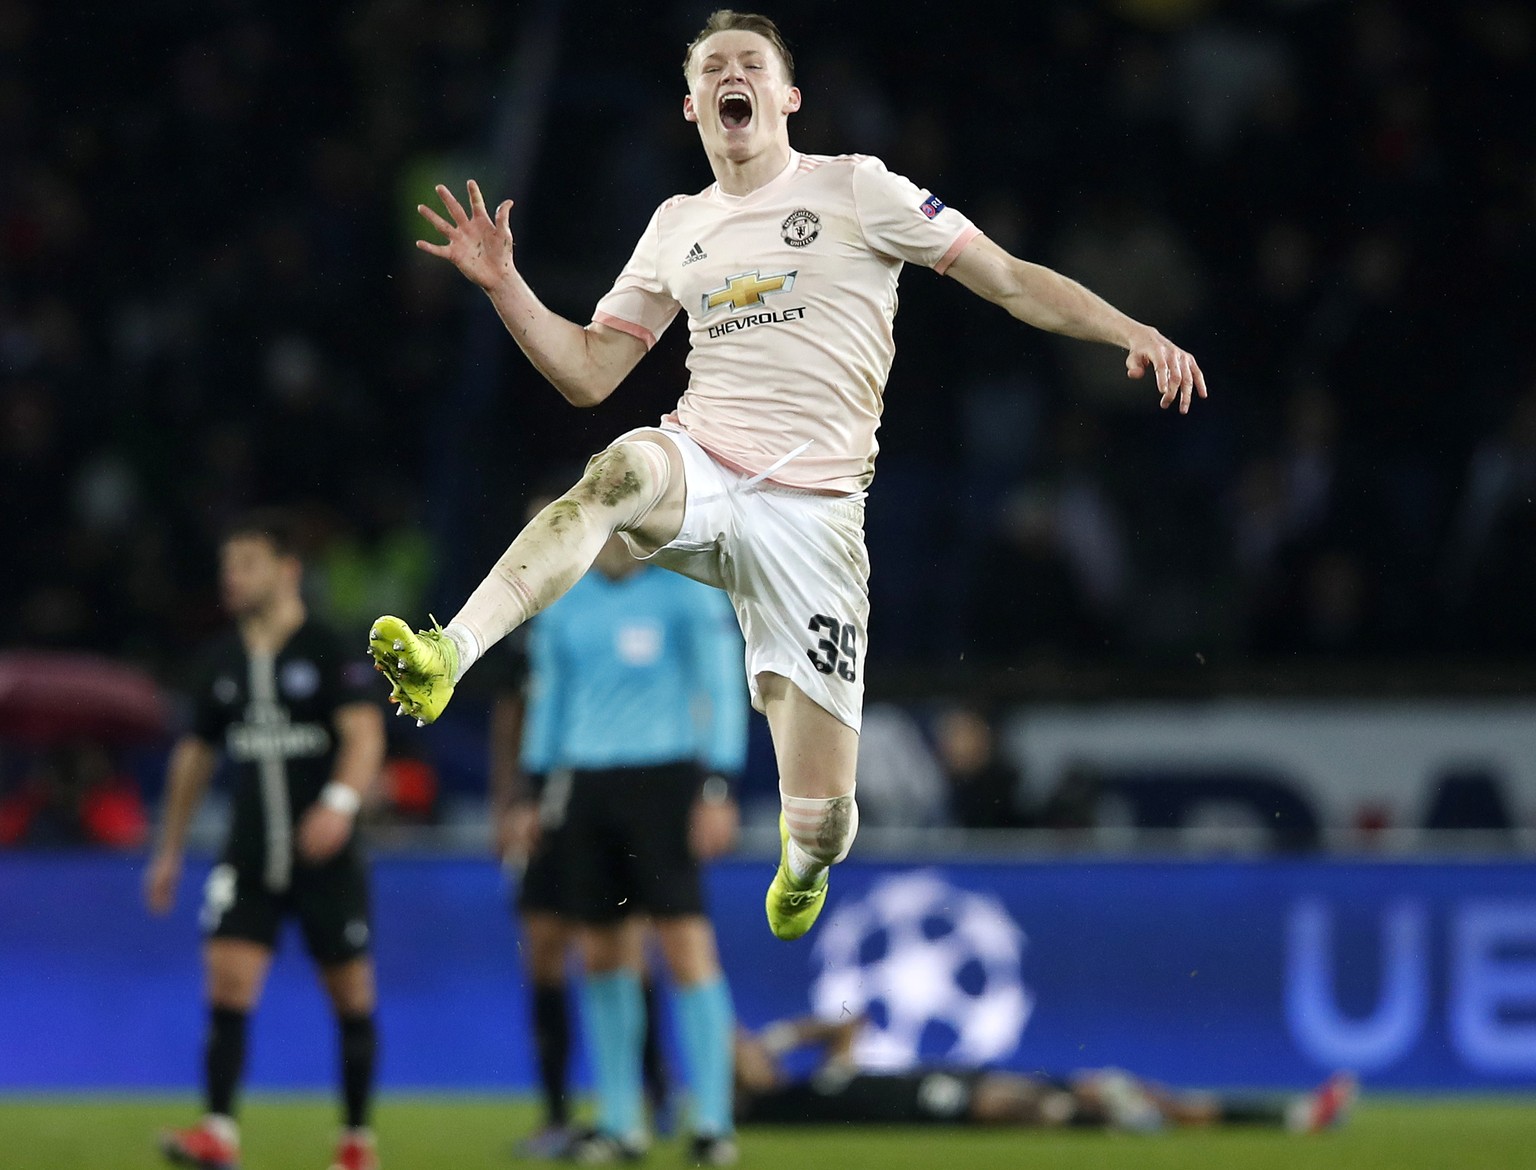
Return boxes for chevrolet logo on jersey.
[701,269,797,315]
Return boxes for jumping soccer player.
[147,512,386,1170]
[371,9,1206,943]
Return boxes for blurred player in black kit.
[145,511,386,1170]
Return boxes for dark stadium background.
[4,0,1536,1119]
[7,0,1532,680]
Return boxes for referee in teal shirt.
[498,530,747,1165]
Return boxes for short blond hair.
[682,9,795,84]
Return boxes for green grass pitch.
[1,1095,1533,1169]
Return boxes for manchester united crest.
[781,208,821,248]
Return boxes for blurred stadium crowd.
[3,0,1534,681]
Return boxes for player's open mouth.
[719,92,753,130]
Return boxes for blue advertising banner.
[2,854,1534,1090]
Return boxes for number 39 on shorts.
[807,614,858,682]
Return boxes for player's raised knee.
[570,440,672,523]
[783,792,859,867]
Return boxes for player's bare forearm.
[482,275,642,407]
[788,1015,863,1047]
[825,1016,862,1064]
[947,236,1135,346]
[155,736,217,855]
[1004,262,1139,345]
[298,706,383,864]
[488,692,531,817]
[776,1016,861,1069]
[947,234,1208,413]
[330,702,386,803]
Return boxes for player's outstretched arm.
[945,234,1208,414]
[757,1014,867,1061]
[417,180,648,406]
[143,735,218,915]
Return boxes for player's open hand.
[144,850,181,915]
[1124,325,1207,414]
[416,180,516,291]
[298,804,353,863]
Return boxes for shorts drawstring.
[742,439,816,488]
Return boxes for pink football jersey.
[593,152,979,494]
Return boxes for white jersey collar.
[709,149,801,205]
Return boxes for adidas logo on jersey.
[682,241,707,266]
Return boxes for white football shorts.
[614,425,870,732]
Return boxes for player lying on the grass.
[370,9,1206,943]
[732,1015,1357,1133]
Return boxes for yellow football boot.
[368,615,459,725]
[765,814,829,941]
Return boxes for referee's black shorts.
[520,760,706,925]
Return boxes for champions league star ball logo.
[810,870,1033,1071]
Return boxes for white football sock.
[204,1114,239,1144]
[442,622,481,682]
